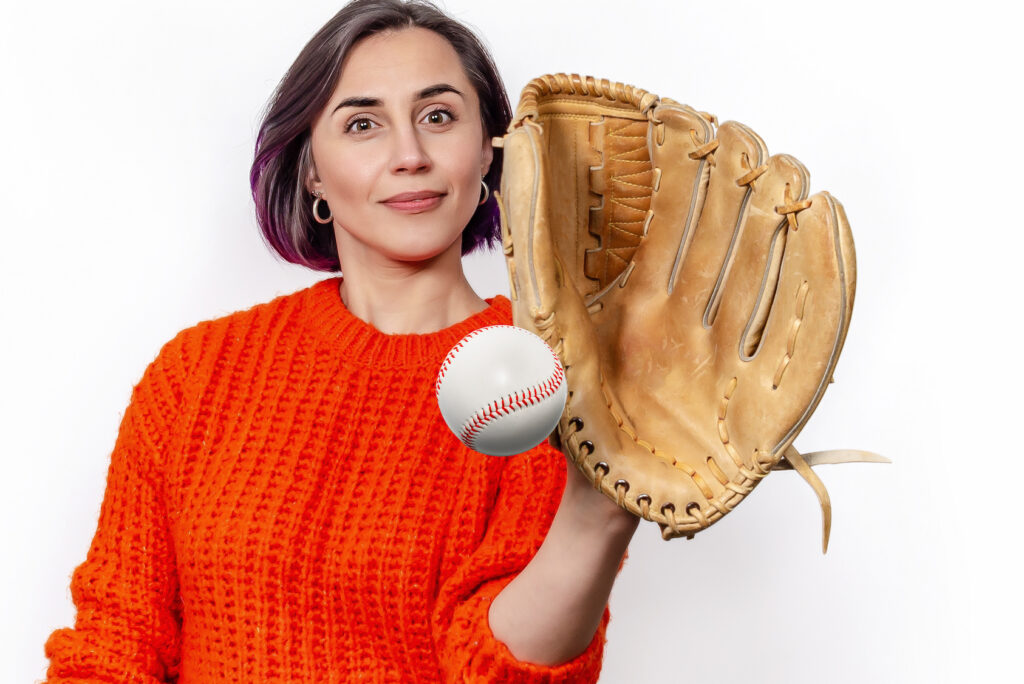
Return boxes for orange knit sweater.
[44,277,609,683]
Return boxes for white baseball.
[435,325,567,457]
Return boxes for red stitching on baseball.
[457,349,565,450]
[436,326,566,451]
[435,327,491,396]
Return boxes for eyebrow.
[332,83,464,114]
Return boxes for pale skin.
[306,27,638,666]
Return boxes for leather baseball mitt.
[494,73,886,552]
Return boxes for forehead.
[335,27,471,98]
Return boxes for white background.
[2,1,1019,682]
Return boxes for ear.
[305,168,322,196]
[304,143,323,195]
[480,135,495,177]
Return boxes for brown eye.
[423,109,455,125]
[346,117,377,134]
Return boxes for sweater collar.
[302,277,512,368]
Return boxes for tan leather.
[776,446,891,551]
[495,74,886,552]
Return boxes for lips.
[380,190,446,213]
[381,190,445,203]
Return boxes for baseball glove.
[494,74,887,552]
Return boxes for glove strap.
[774,446,890,553]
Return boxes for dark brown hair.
[250,0,512,271]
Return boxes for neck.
[337,240,488,335]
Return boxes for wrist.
[562,460,640,535]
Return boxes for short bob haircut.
[250,0,512,272]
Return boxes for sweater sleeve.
[431,443,611,683]
[43,339,185,683]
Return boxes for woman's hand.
[550,430,641,533]
[488,438,638,666]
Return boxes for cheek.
[323,158,378,215]
[433,130,486,184]
[443,154,484,215]
[311,133,376,201]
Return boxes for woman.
[43,1,637,682]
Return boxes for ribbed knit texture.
[44,277,609,683]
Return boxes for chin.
[384,234,464,265]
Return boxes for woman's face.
[307,27,493,268]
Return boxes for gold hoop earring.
[478,179,489,206]
[312,191,333,224]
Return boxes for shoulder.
[145,278,333,390]
[483,294,512,325]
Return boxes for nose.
[389,123,431,174]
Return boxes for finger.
[624,102,714,302]
[499,115,601,401]
[669,121,769,325]
[500,120,549,313]
[753,191,856,448]
[710,149,809,358]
